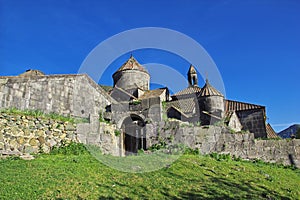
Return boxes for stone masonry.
[0,113,77,156]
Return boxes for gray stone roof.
[173,86,202,97]
[139,88,166,100]
[166,98,197,114]
[115,55,148,74]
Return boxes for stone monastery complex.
[0,55,279,155]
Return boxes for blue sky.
[0,0,299,132]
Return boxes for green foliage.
[99,110,110,124]
[114,129,121,137]
[161,101,167,109]
[50,142,88,155]
[131,100,141,105]
[183,147,200,155]
[148,141,167,151]
[209,152,232,161]
[0,107,87,123]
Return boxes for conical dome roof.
[199,79,223,97]
[115,55,149,74]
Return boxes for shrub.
[50,142,88,155]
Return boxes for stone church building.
[0,56,277,154]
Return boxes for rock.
[17,137,25,145]
[29,138,39,146]
[9,139,18,147]
[37,136,46,144]
[36,130,45,137]
[0,142,4,150]
[41,144,50,153]
[0,133,4,142]
[24,145,38,154]
[60,134,66,139]
[23,129,31,136]
[20,153,35,160]
[48,139,57,147]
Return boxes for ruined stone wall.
[0,74,112,118]
[146,121,300,167]
[0,113,77,156]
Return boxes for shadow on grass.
[174,177,291,200]
[96,170,292,200]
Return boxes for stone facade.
[0,74,113,119]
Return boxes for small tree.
[296,128,300,139]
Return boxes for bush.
[209,153,232,161]
[50,142,88,155]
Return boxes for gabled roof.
[139,88,166,100]
[198,79,223,97]
[114,55,148,74]
[173,86,202,97]
[266,123,280,139]
[225,99,264,112]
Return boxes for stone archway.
[121,114,146,155]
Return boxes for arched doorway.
[121,114,146,155]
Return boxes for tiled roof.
[198,79,223,97]
[139,88,166,100]
[266,123,280,139]
[115,55,148,74]
[225,100,264,112]
[166,98,197,114]
[173,86,202,97]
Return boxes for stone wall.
[146,120,300,167]
[76,115,122,156]
[236,109,267,138]
[0,113,77,156]
[0,74,113,119]
[1,112,299,168]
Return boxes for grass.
[0,144,299,199]
[0,107,88,123]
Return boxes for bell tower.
[187,65,198,87]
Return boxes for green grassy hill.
[0,144,299,200]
